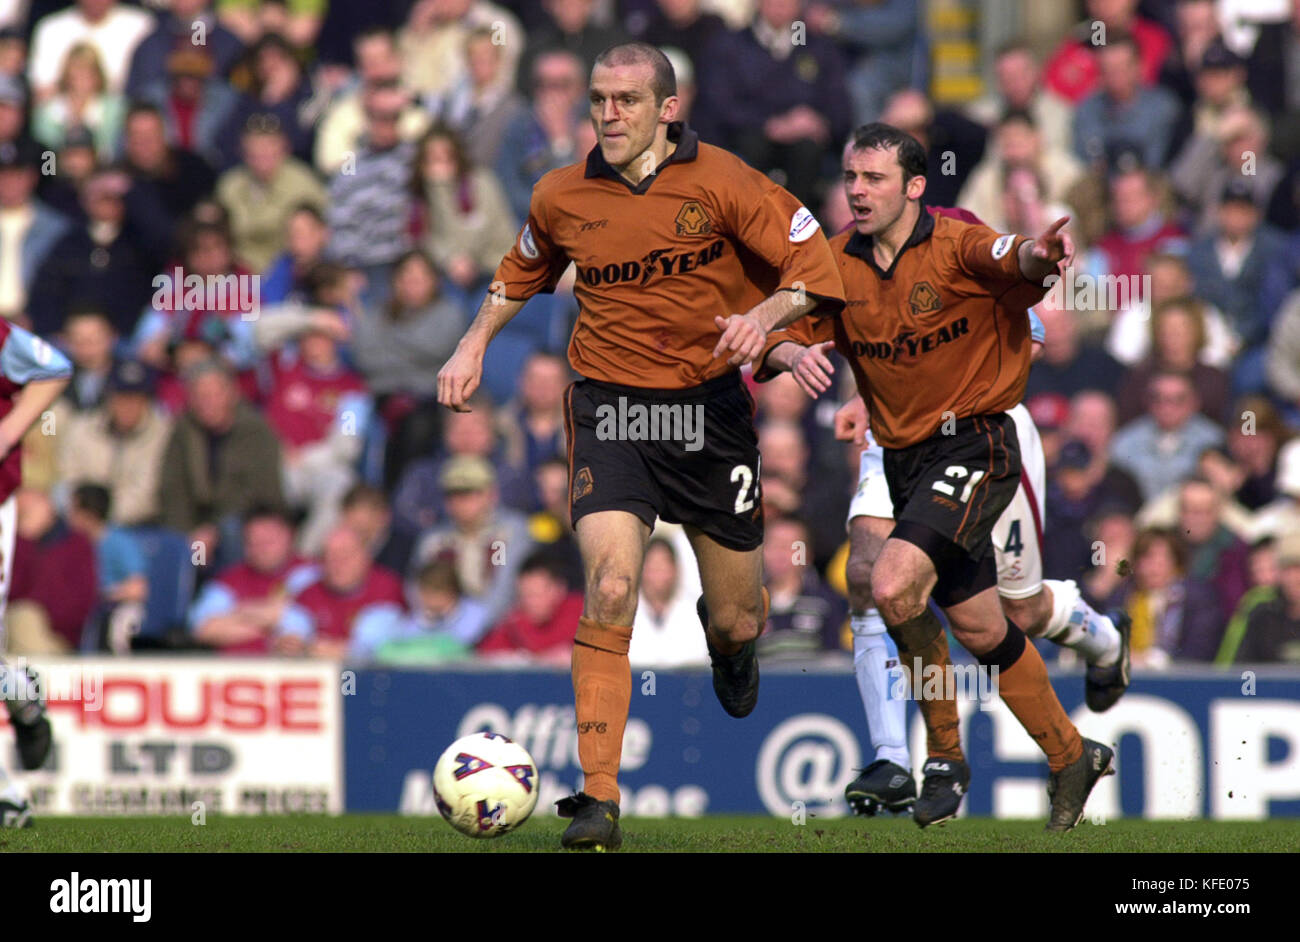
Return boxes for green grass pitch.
[2,815,1296,852]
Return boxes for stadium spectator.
[1156,0,1224,115]
[410,124,518,296]
[26,0,154,102]
[156,358,285,570]
[34,124,97,221]
[1246,0,1300,130]
[398,0,523,99]
[757,419,848,571]
[626,529,709,667]
[1080,509,1136,615]
[0,74,25,152]
[695,0,849,207]
[477,550,582,659]
[325,82,416,310]
[1225,532,1300,663]
[53,307,116,415]
[27,167,156,337]
[1216,535,1283,664]
[131,220,260,375]
[1163,35,1251,166]
[278,524,406,658]
[496,49,586,224]
[1172,105,1283,238]
[803,0,917,127]
[314,27,430,176]
[339,483,417,576]
[968,40,1073,153]
[6,486,98,653]
[217,0,324,48]
[134,47,240,171]
[254,290,370,556]
[525,456,583,591]
[1106,250,1235,368]
[752,370,842,478]
[957,110,1083,234]
[0,136,69,326]
[215,31,316,170]
[1072,32,1182,171]
[58,358,171,526]
[1110,370,1224,501]
[349,556,486,662]
[423,25,529,171]
[518,0,627,96]
[1093,169,1187,287]
[29,42,124,158]
[630,0,727,90]
[1187,179,1287,390]
[119,103,218,259]
[496,351,567,511]
[1043,0,1172,105]
[351,249,467,489]
[1207,398,1291,511]
[67,482,148,651]
[757,514,848,660]
[125,0,244,99]
[1115,297,1231,425]
[187,504,317,653]
[1176,473,1251,612]
[392,396,531,531]
[1252,437,1300,539]
[259,203,333,306]
[408,454,533,631]
[1120,527,1223,666]
[879,87,986,208]
[216,113,327,274]
[1023,293,1125,403]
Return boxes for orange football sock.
[908,628,964,762]
[572,616,634,803]
[982,620,1082,772]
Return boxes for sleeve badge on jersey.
[991,234,1015,259]
[520,223,540,260]
[789,206,820,243]
[675,200,713,236]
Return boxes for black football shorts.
[564,372,764,552]
[883,412,1022,607]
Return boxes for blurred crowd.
[0,0,1297,668]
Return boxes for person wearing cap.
[1172,103,1284,237]
[1186,175,1288,395]
[26,0,154,102]
[30,41,125,159]
[0,136,71,325]
[130,46,238,168]
[408,454,534,634]
[58,357,173,526]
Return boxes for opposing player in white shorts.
[837,310,1130,816]
[0,320,73,827]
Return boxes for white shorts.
[846,404,1045,599]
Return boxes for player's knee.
[872,574,925,626]
[706,598,764,644]
[587,569,637,623]
[1001,591,1050,636]
[845,550,875,598]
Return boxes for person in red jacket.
[477,551,582,662]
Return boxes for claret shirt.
[765,204,1047,449]
[492,122,845,389]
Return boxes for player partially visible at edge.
[436,42,846,851]
[759,123,1113,831]
[0,320,73,828]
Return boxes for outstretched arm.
[436,294,526,412]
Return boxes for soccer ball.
[432,732,540,838]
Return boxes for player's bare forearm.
[439,294,526,412]
[746,286,819,333]
[0,376,67,454]
[763,340,803,373]
[1017,216,1071,285]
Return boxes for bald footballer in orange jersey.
[760,123,1114,832]
[437,43,845,850]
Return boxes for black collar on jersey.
[844,199,935,280]
[584,121,699,194]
